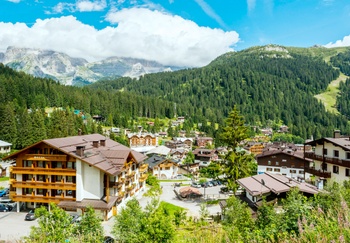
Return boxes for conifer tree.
[0,102,17,147]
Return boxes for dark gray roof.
[145,154,178,169]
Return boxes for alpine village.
[2,45,350,242]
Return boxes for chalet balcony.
[304,152,350,168]
[139,174,148,183]
[10,194,76,204]
[126,171,136,178]
[10,167,76,176]
[10,180,76,190]
[304,167,331,178]
[126,184,136,192]
[139,164,148,173]
[24,154,67,162]
[118,177,126,183]
[118,191,125,197]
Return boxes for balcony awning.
[58,196,118,210]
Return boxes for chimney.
[100,139,106,146]
[92,141,99,148]
[76,146,85,157]
[334,130,341,138]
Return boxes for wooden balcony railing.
[11,167,76,176]
[126,171,136,178]
[24,154,67,162]
[11,180,76,190]
[139,174,148,183]
[10,194,76,204]
[118,177,125,183]
[305,152,350,168]
[159,164,172,168]
[139,164,148,173]
[304,167,332,178]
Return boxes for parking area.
[0,181,229,241]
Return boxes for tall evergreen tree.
[0,102,17,147]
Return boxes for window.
[333,165,339,174]
[347,153,350,160]
[275,161,279,166]
[299,170,304,174]
[274,168,281,172]
[346,168,350,177]
[266,168,273,171]
[334,150,339,158]
[290,170,297,174]
[282,159,287,163]
[268,161,271,165]
[323,148,328,155]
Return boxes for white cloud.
[49,0,106,13]
[325,35,350,48]
[76,0,107,12]
[193,0,228,29]
[7,0,21,2]
[247,0,256,13]
[0,8,239,67]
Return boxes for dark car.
[210,180,218,186]
[71,214,82,224]
[25,210,36,221]
[1,199,16,211]
[104,236,115,243]
[219,187,234,195]
[0,203,9,212]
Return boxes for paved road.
[0,181,229,240]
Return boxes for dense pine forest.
[1,45,350,149]
[90,45,350,139]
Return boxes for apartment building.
[304,130,350,189]
[5,134,148,220]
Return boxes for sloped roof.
[305,137,350,151]
[256,149,305,160]
[179,186,202,197]
[0,140,11,147]
[145,154,178,169]
[5,134,147,176]
[237,172,319,197]
[146,145,171,156]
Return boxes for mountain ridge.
[0,46,184,86]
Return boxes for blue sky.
[1,0,350,67]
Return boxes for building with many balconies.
[4,134,148,220]
[304,130,350,189]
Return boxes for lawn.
[0,177,9,182]
[159,201,185,215]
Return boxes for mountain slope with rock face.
[0,46,182,86]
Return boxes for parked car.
[25,210,36,221]
[174,182,181,187]
[191,182,201,188]
[104,236,115,243]
[70,214,82,224]
[0,199,16,211]
[0,203,9,212]
[0,188,9,197]
[210,180,218,186]
[219,187,234,195]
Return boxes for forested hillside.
[0,64,182,149]
[90,45,350,139]
[1,45,350,148]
